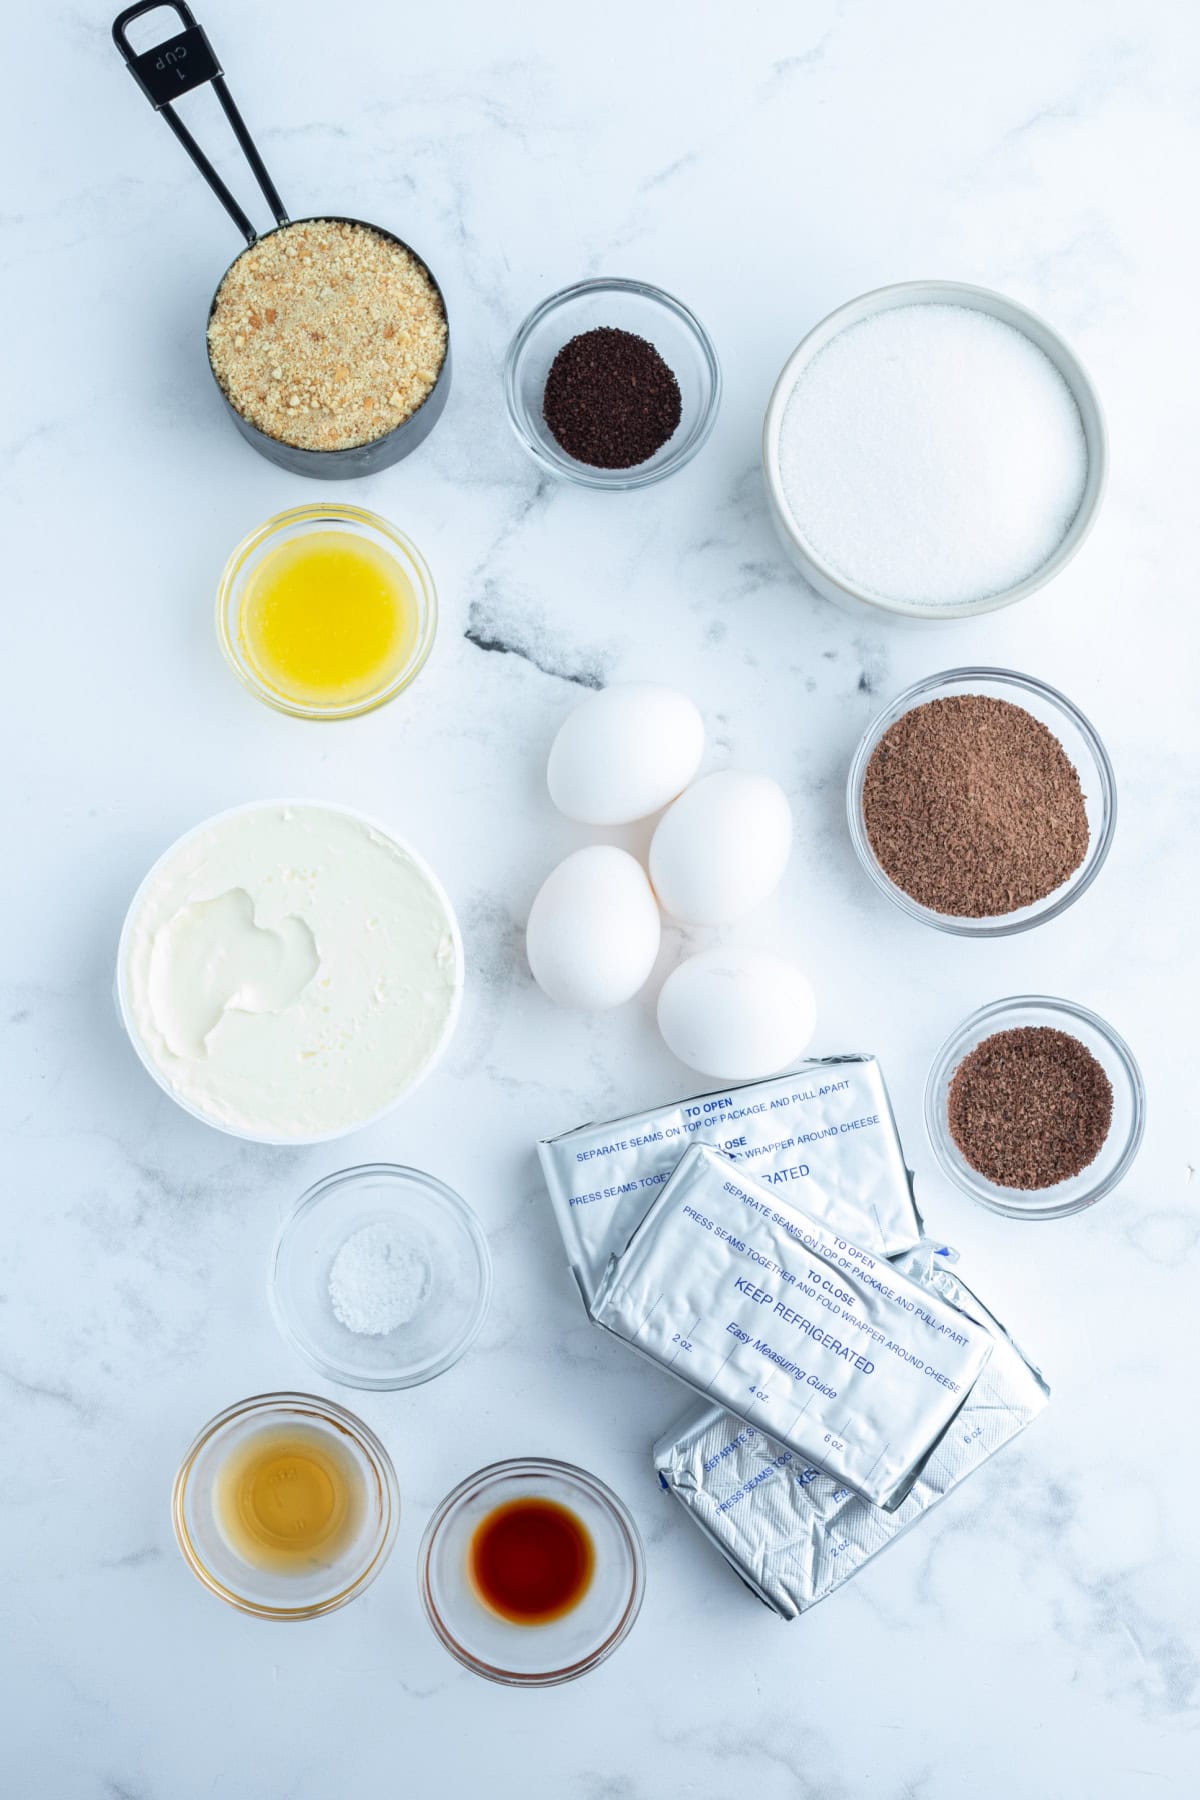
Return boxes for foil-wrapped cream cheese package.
[653,1245,1049,1618]
[537,1056,922,1307]
[591,1145,993,1508]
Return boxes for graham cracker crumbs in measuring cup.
[207,220,447,453]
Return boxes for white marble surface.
[4,1,1198,1793]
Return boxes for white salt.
[777,303,1088,608]
[328,1223,429,1336]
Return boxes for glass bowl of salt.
[762,279,1107,621]
[270,1165,492,1389]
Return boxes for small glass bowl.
[270,1165,492,1390]
[172,1391,400,1620]
[419,1458,645,1685]
[504,277,721,489]
[847,667,1116,937]
[924,995,1145,1219]
[215,502,437,720]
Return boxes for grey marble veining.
[2,0,1198,1795]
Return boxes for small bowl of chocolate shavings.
[924,995,1145,1218]
[847,666,1116,937]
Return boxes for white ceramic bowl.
[762,279,1107,622]
[115,800,464,1145]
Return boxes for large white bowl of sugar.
[762,280,1106,623]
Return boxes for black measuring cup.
[112,2,451,477]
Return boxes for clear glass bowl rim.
[269,1162,494,1390]
[171,1389,401,1620]
[418,1456,646,1685]
[923,993,1146,1219]
[215,501,438,720]
[846,665,1117,937]
[503,276,722,489]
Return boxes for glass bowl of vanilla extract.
[419,1457,645,1684]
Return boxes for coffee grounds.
[862,694,1089,917]
[542,327,682,469]
[948,1026,1113,1189]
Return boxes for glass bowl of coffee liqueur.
[419,1458,645,1684]
[504,278,721,489]
[847,668,1116,937]
[217,505,437,719]
[172,1392,399,1619]
[925,997,1145,1219]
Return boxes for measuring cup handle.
[112,2,289,245]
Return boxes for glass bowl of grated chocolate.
[504,278,721,489]
[207,217,450,478]
[924,996,1145,1218]
[847,667,1116,936]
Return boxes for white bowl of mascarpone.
[116,801,464,1144]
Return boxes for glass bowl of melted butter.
[216,503,437,719]
[172,1392,400,1619]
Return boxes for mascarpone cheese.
[120,803,462,1140]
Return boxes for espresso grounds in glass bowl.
[542,327,682,469]
[504,279,720,490]
[208,220,447,453]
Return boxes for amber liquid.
[469,1497,595,1625]
[213,1423,365,1573]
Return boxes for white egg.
[547,682,705,825]
[657,949,817,1081]
[526,846,661,1011]
[649,770,793,925]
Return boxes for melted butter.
[238,530,419,708]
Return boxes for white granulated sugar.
[328,1223,429,1336]
[777,303,1089,608]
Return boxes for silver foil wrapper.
[653,1244,1049,1617]
[537,1056,922,1308]
[592,1145,993,1509]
